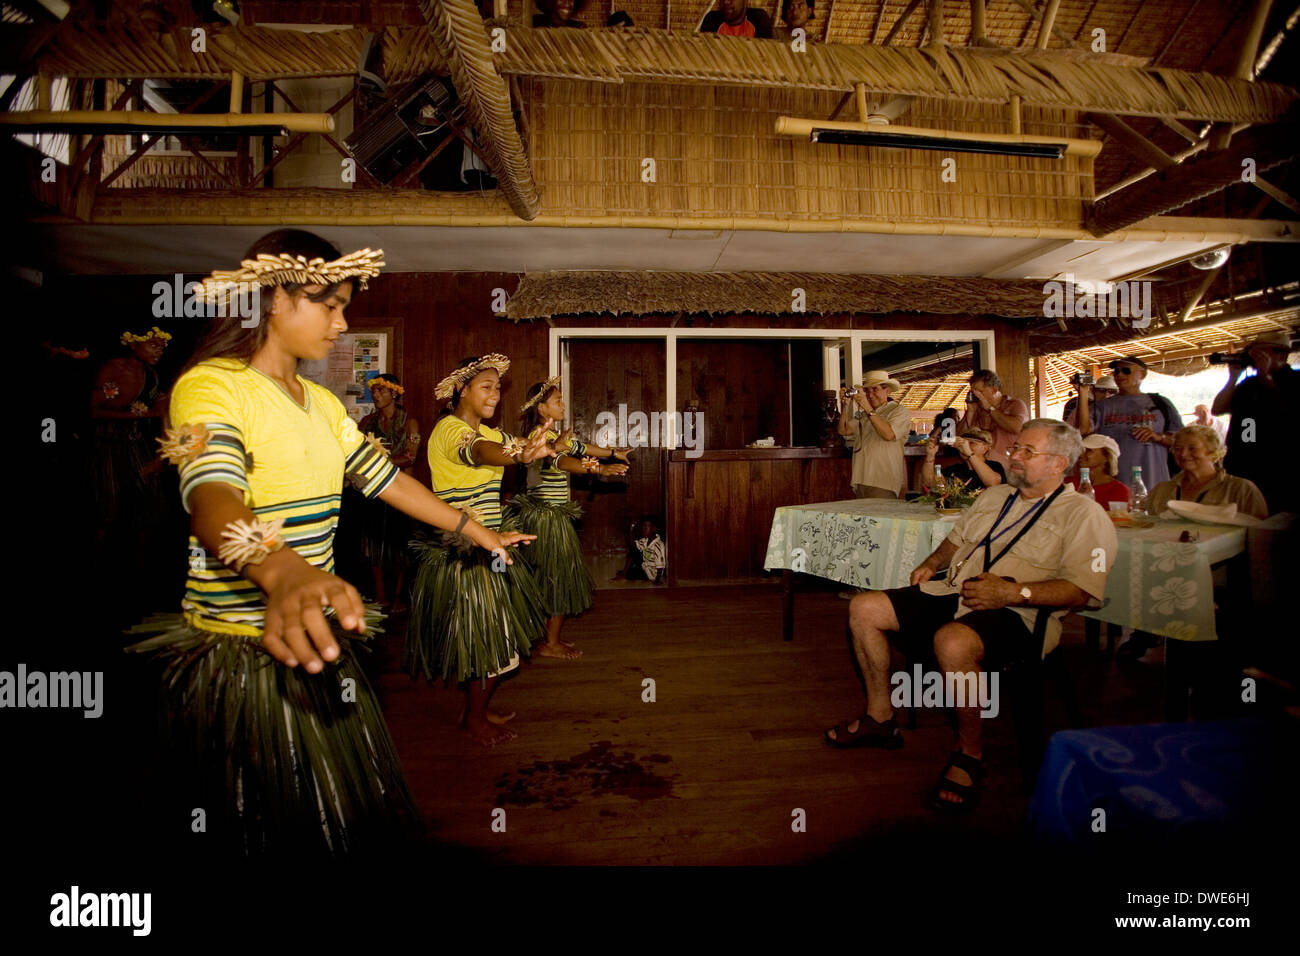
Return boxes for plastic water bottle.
[1078,467,1095,501]
[1129,466,1149,514]
[934,463,943,480]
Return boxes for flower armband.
[157,423,211,464]
[218,518,286,574]
[581,456,601,473]
[500,436,527,461]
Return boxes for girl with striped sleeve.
[509,377,630,660]
[128,230,534,856]
[405,355,558,747]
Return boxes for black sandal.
[927,750,986,813]
[823,714,903,750]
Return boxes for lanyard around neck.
[980,485,1064,574]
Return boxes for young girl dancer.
[406,355,556,746]
[510,376,630,659]
[128,230,532,855]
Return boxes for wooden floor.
[365,581,1167,865]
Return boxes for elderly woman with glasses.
[1147,424,1268,519]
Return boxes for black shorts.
[882,585,1040,668]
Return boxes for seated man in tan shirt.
[824,419,1116,813]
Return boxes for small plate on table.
[1164,500,1262,527]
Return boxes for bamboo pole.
[1036,0,1061,49]
[927,0,945,47]
[774,115,1102,157]
[0,110,333,132]
[1210,0,1274,149]
[854,83,869,124]
[970,0,986,43]
[37,73,50,111]
[1009,95,1021,134]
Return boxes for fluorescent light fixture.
[810,128,1067,159]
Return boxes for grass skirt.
[508,493,595,617]
[125,608,418,857]
[404,530,546,684]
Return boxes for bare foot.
[458,706,516,725]
[535,641,583,660]
[463,716,517,747]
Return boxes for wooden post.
[229,72,243,114]
[1033,356,1046,417]
[37,73,50,111]
[854,83,869,124]
[1009,95,1021,134]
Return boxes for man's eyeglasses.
[1008,444,1062,460]
[1112,366,1136,375]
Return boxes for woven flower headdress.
[191,248,386,303]
[435,353,511,401]
[520,374,561,413]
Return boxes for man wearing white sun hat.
[837,369,912,499]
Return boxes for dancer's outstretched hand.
[470,526,537,566]
[261,561,366,672]
[613,447,633,463]
[519,417,561,463]
[597,462,629,477]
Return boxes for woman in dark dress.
[357,373,421,610]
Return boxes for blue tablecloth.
[1028,719,1292,843]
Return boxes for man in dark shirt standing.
[1212,331,1296,513]
[699,0,774,37]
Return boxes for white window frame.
[549,327,997,447]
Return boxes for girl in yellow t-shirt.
[407,355,559,747]
[128,230,534,855]
[508,377,630,660]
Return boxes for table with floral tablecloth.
[764,499,961,639]
[1079,519,1246,643]
[764,498,960,590]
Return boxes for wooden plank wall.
[43,272,1032,584]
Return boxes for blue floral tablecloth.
[763,499,960,591]
[1079,520,1245,643]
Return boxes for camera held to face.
[1069,371,1094,388]
[1207,352,1251,367]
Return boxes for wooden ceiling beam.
[1086,112,1177,170]
[1088,125,1299,236]
[882,0,924,46]
[1036,0,1062,49]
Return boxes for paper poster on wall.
[300,331,390,423]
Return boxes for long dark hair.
[178,229,350,380]
[520,379,558,435]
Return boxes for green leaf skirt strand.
[507,492,595,617]
[125,606,418,857]
[404,526,547,685]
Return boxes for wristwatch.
[1018,585,1033,604]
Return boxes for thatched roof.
[0,22,446,81]
[4,18,1294,124]
[509,270,1061,319]
[493,28,1295,124]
